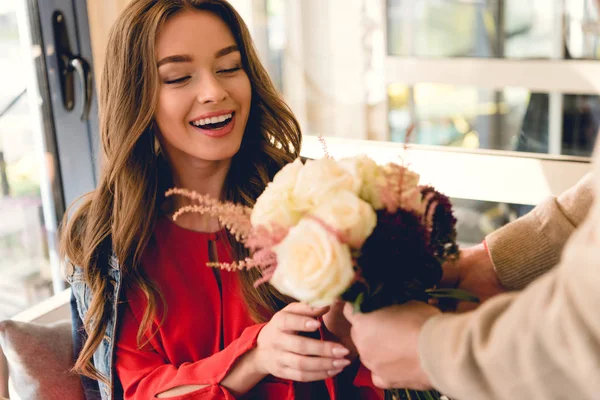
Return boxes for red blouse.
[115,216,383,399]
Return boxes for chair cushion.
[0,320,85,400]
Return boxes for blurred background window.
[387,84,599,157]
[0,3,51,319]
[240,0,600,158]
[387,0,600,60]
[385,0,600,157]
[1,0,95,319]
[236,0,598,242]
[3,0,597,315]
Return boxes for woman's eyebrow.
[157,54,193,68]
[157,45,239,68]
[215,45,239,59]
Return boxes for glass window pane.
[453,198,531,246]
[388,83,600,156]
[266,0,284,92]
[387,0,600,60]
[0,4,54,319]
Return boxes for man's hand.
[343,301,440,390]
[322,299,357,358]
[440,243,506,312]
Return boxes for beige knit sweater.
[419,162,599,399]
[487,172,594,290]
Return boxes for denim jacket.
[67,253,124,400]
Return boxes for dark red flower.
[421,186,459,263]
[344,209,443,312]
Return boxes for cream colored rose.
[251,183,302,230]
[272,158,304,189]
[292,158,356,212]
[270,219,355,307]
[312,190,377,248]
[251,159,305,230]
[339,155,387,209]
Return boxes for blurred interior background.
[0,0,597,319]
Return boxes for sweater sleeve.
[418,206,600,400]
[485,172,593,289]
[115,304,266,400]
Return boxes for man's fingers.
[372,373,392,389]
[456,301,479,313]
[342,302,358,324]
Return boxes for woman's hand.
[254,302,352,382]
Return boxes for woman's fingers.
[279,351,351,372]
[279,367,343,382]
[282,302,330,318]
[273,310,323,333]
[257,302,352,382]
[274,302,332,333]
[278,332,349,358]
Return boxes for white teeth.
[192,112,233,126]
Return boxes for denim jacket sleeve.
[70,287,102,399]
[67,260,122,400]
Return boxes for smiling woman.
[60,1,382,400]
[154,10,251,166]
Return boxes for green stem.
[426,288,480,303]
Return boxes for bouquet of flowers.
[167,144,477,400]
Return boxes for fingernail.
[328,368,343,376]
[306,320,320,329]
[332,347,350,357]
[333,359,351,368]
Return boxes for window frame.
[299,0,595,206]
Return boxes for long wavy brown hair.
[61,0,301,383]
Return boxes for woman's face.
[154,9,252,164]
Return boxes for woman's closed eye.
[164,76,190,85]
[217,66,242,75]
[164,66,241,84]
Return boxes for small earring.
[154,136,161,155]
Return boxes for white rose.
[270,219,355,307]
[272,158,304,189]
[293,158,356,212]
[312,190,377,248]
[339,155,387,209]
[251,183,302,230]
[250,159,306,230]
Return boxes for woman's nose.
[196,75,228,104]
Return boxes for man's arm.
[420,205,600,400]
[486,173,593,290]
